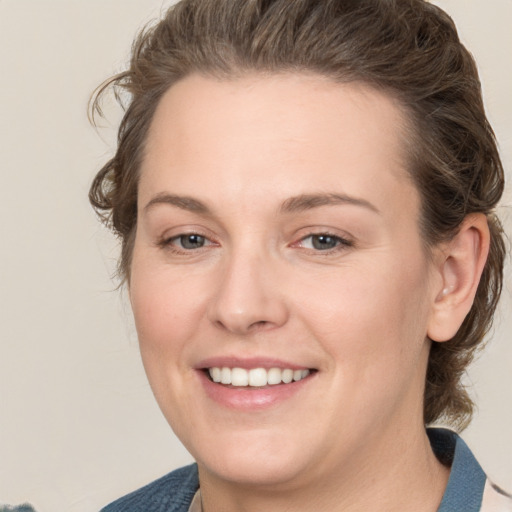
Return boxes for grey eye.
[310,234,340,250]
[179,234,206,249]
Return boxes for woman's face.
[130,73,440,488]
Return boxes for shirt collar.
[428,427,487,512]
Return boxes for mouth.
[204,367,315,388]
[197,360,318,409]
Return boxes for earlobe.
[427,214,490,343]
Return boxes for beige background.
[0,1,510,511]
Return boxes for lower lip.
[197,371,314,411]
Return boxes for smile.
[207,367,311,387]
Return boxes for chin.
[189,427,319,488]
[199,452,310,489]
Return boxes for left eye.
[171,234,208,250]
[299,234,349,251]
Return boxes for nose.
[207,250,289,335]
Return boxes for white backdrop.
[0,1,510,511]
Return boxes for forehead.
[140,73,417,217]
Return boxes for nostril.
[249,320,269,330]
[213,318,270,332]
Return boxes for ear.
[427,213,490,342]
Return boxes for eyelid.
[291,231,354,252]
[171,234,213,248]
[156,228,219,253]
[155,226,354,254]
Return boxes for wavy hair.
[89,0,505,429]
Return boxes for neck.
[198,424,450,512]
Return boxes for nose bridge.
[208,239,288,334]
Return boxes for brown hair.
[89,0,505,429]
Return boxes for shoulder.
[428,428,512,512]
[100,463,199,512]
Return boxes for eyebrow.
[280,193,380,215]
[144,193,211,214]
[143,192,380,216]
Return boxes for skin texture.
[130,73,488,511]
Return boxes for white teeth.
[282,369,293,384]
[249,368,267,387]
[267,367,282,385]
[208,367,311,387]
[220,367,232,385]
[231,367,249,386]
[210,367,221,383]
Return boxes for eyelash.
[158,231,354,255]
[158,233,215,254]
[295,233,354,253]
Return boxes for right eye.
[168,234,209,250]
[178,234,206,249]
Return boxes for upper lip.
[195,356,312,371]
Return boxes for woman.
[90,0,510,510]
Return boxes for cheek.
[292,254,432,374]
[302,261,432,433]
[129,258,207,360]
[128,261,208,421]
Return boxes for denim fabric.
[101,464,198,512]
[429,428,486,512]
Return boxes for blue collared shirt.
[429,428,511,511]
